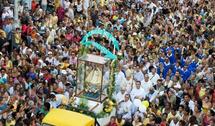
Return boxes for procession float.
[68,29,119,122]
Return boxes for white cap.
[38,59,43,63]
[48,51,53,55]
[66,68,72,74]
[133,32,137,36]
[61,70,67,75]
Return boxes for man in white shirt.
[76,1,83,13]
[141,74,153,95]
[148,67,160,86]
[169,118,179,126]
[115,67,126,93]
[176,105,184,120]
[124,71,133,93]
[49,93,69,108]
[117,94,132,120]
[133,65,144,82]
[144,7,154,27]
[130,81,146,101]
[1,9,9,21]
[45,51,58,66]
[66,5,74,20]
[115,86,126,104]
[180,94,195,112]
[49,94,59,108]
[83,0,90,11]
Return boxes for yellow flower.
[104,108,108,112]
[106,108,111,112]
[109,100,114,106]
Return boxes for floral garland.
[68,98,115,118]
[78,97,89,111]
[107,60,117,98]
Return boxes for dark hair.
[49,94,56,99]
[185,107,191,114]
[110,116,116,120]
[183,93,191,99]
[155,116,162,124]
[178,105,185,109]
[163,113,168,117]
[23,119,31,126]
[123,121,132,126]
[179,120,186,125]
[210,110,215,116]
[137,116,142,122]
[189,115,197,125]
[44,102,51,111]
[15,117,24,126]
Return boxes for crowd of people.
[0,0,214,126]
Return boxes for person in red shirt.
[31,0,38,12]
[56,6,65,22]
[106,116,118,126]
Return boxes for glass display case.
[76,54,110,102]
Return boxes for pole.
[14,0,19,21]
[10,31,15,56]
[28,0,32,10]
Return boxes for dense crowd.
[0,0,214,126]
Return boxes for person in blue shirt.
[172,62,181,75]
[159,51,166,64]
[157,63,164,77]
[165,46,175,54]
[180,56,186,68]
[160,47,166,54]
[174,47,181,57]
[166,68,175,79]
[26,68,37,80]
[180,66,192,82]
[166,48,176,65]
[195,49,204,59]
[3,21,13,35]
[162,58,171,79]
[188,58,199,72]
